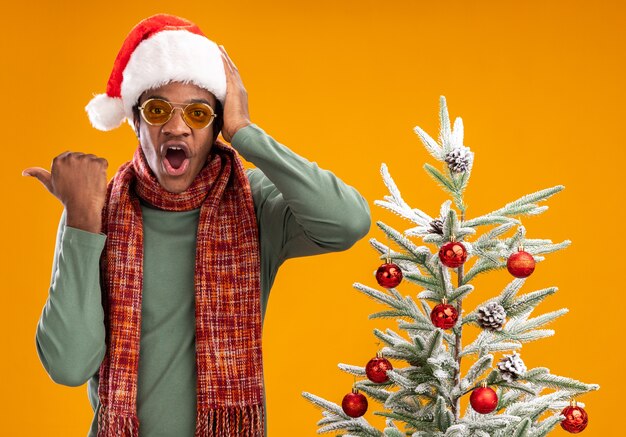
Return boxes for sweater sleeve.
[35,210,107,387]
[231,124,371,264]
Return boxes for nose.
[162,107,191,136]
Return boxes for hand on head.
[218,45,252,143]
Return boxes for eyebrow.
[145,95,213,106]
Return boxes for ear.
[134,116,141,139]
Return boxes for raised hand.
[23,152,109,234]
[219,45,252,142]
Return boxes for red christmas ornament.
[439,241,467,268]
[507,250,536,278]
[366,352,393,383]
[430,300,459,329]
[561,401,588,433]
[342,388,368,418]
[470,385,498,414]
[376,262,403,288]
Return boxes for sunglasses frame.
[138,98,217,130]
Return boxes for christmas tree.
[302,97,599,436]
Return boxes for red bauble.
[342,388,368,418]
[366,354,393,383]
[439,242,467,268]
[430,302,459,329]
[376,262,403,288]
[561,405,588,433]
[507,250,536,278]
[470,386,498,414]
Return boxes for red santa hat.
[85,14,226,131]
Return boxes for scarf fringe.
[97,407,140,437]
[195,404,264,437]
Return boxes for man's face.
[135,82,218,194]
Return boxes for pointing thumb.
[23,167,53,193]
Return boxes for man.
[24,14,370,437]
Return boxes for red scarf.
[97,140,264,436]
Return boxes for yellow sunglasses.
[138,98,217,130]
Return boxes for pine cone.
[477,302,507,331]
[497,351,527,382]
[428,218,444,235]
[444,146,472,173]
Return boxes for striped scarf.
[96,140,264,436]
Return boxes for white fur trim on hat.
[85,93,126,131]
[121,30,226,123]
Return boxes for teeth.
[169,146,182,150]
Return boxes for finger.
[22,167,53,193]
[221,58,245,95]
[220,52,234,78]
[222,49,241,82]
[220,55,236,90]
[219,45,239,72]
[220,55,237,82]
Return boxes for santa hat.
[85,14,226,131]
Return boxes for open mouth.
[163,145,190,176]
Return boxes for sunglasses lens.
[183,103,214,129]
[142,99,172,125]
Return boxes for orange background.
[2,1,623,435]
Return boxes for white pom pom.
[85,94,126,131]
